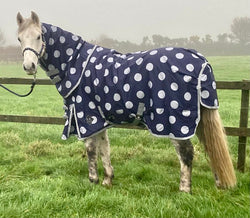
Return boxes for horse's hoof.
[102,178,112,187]
[89,177,99,184]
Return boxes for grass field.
[0,56,249,217]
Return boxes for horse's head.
[17,11,45,75]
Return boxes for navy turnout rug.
[40,23,219,140]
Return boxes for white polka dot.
[61,63,66,71]
[113,93,121,101]
[186,64,194,72]
[87,49,93,54]
[80,127,86,134]
[85,70,91,77]
[176,53,184,59]
[116,109,124,114]
[182,110,191,117]
[123,83,130,92]
[150,112,154,120]
[156,108,164,114]
[169,116,176,124]
[104,86,109,94]
[65,81,71,88]
[77,111,84,118]
[107,57,114,63]
[183,75,192,82]
[125,101,133,109]
[134,73,142,82]
[170,100,179,109]
[158,72,165,81]
[212,81,216,89]
[90,57,96,63]
[95,63,102,70]
[165,47,173,51]
[59,36,65,43]
[136,91,145,99]
[124,67,130,75]
[66,48,73,56]
[115,62,121,69]
[160,56,168,63]
[54,50,60,58]
[200,74,207,81]
[181,126,189,134]
[156,124,164,132]
[70,67,76,74]
[150,99,153,107]
[171,65,179,73]
[184,92,191,101]
[57,85,62,92]
[158,90,165,99]
[84,86,91,93]
[201,90,210,99]
[171,82,178,91]
[48,64,55,71]
[94,78,99,86]
[51,26,57,32]
[150,50,158,55]
[146,63,154,71]
[104,69,109,77]
[72,35,79,41]
[96,47,103,52]
[72,96,75,102]
[148,81,153,88]
[105,103,111,111]
[127,56,134,60]
[113,76,118,84]
[95,95,101,102]
[62,135,67,140]
[136,58,143,65]
[49,38,54,45]
[76,95,82,103]
[89,116,96,124]
[89,101,96,109]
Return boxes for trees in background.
[95,16,250,55]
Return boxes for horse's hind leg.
[97,130,114,186]
[85,135,99,184]
[171,139,194,193]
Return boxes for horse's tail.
[196,107,236,188]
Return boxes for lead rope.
[0,74,36,97]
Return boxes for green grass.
[0,56,249,218]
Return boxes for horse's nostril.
[32,62,36,70]
[23,64,27,71]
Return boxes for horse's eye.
[37,35,41,40]
[18,37,21,42]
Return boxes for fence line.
[0,78,249,172]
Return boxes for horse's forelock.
[18,18,41,34]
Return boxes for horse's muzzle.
[23,62,37,75]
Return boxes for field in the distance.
[0,56,249,218]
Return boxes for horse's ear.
[17,12,24,26]
[31,11,40,25]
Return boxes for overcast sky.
[1,0,250,46]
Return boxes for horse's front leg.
[171,139,194,193]
[85,135,99,184]
[97,130,114,186]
